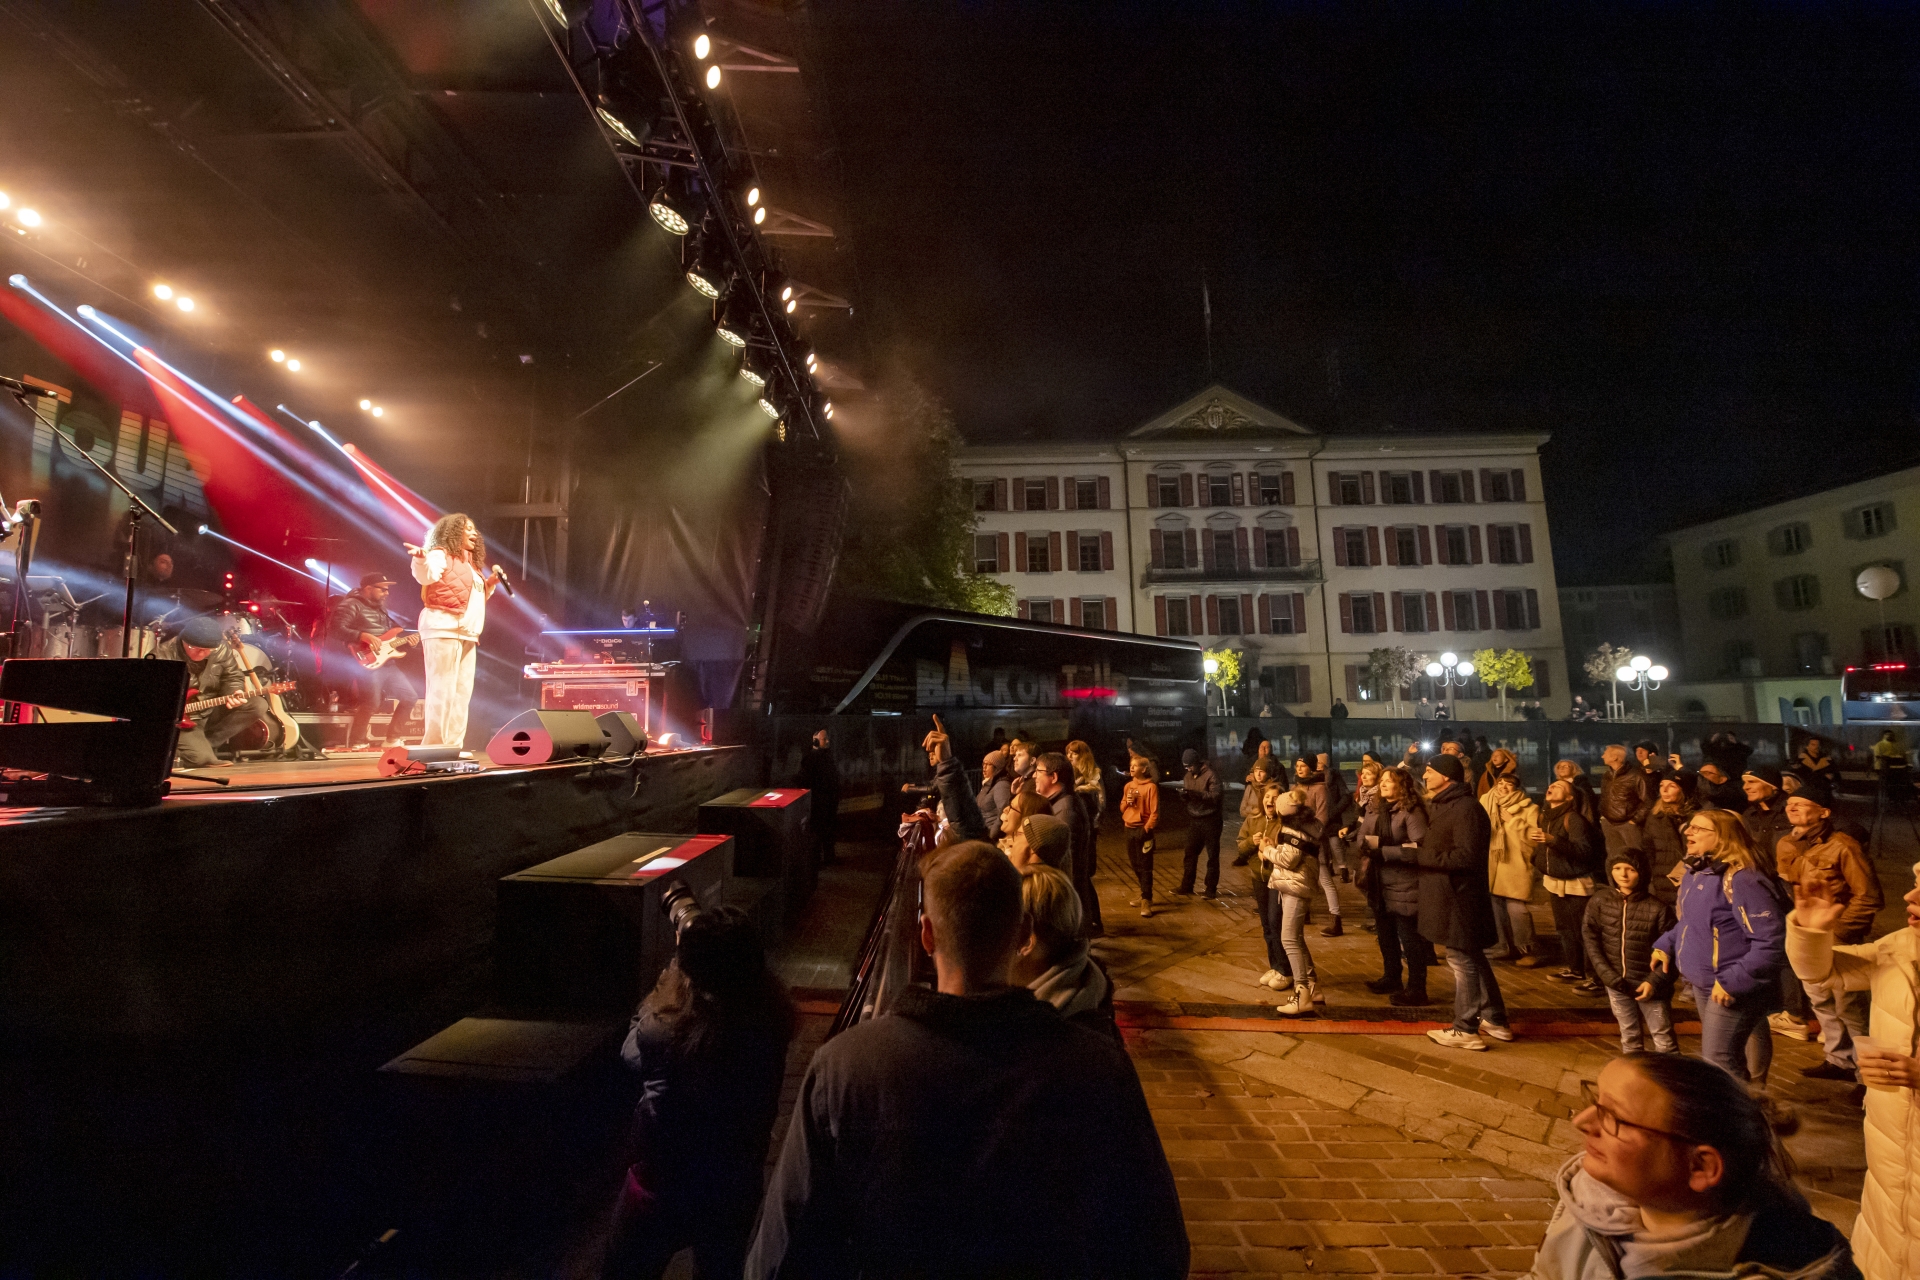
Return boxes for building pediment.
[1125,385,1314,440]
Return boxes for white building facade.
[959,386,1569,718]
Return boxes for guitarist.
[157,615,269,767]
[326,571,420,750]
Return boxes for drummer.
[156,616,269,768]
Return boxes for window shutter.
[996,532,1009,572]
[1366,525,1381,566]
[1526,588,1540,628]
[1332,527,1347,567]
[1015,532,1028,572]
[1291,592,1306,628]
[1155,596,1167,636]
[993,478,1007,510]
[1433,525,1449,565]
[1475,590,1490,628]
[1063,477,1077,511]
[1149,530,1164,568]
[1048,531,1062,572]
[1258,593,1271,633]
[1844,509,1863,539]
[1234,526,1250,570]
[1384,527,1398,566]
[1100,531,1113,571]
[1065,531,1079,570]
[1097,475,1110,509]
[1184,528,1198,567]
[1104,596,1116,630]
[1179,472,1194,507]
[1326,472,1342,506]
[1519,524,1533,563]
[1285,527,1300,567]
[1201,531,1216,571]
[1344,664,1360,702]
[1012,477,1026,511]
[1511,469,1527,501]
[1425,592,1438,634]
[1411,471,1426,504]
[1297,664,1312,703]
[1054,597,1065,622]
[1429,470,1445,503]
[1045,477,1059,510]
[1480,468,1494,500]
[1417,524,1432,565]
[1252,527,1267,567]
[1461,470,1476,503]
[1535,658,1551,696]
[1281,471,1295,505]
[1469,525,1483,564]
[1492,590,1509,629]
[1442,590,1456,629]
[1391,592,1405,632]
[1231,473,1245,505]
[1018,600,1029,620]
[1146,474,1161,508]
[1378,470,1394,503]
[1204,594,1219,636]
[1361,471,1376,504]
[1190,595,1203,634]
[1338,593,1353,633]
[1372,592,1387,633]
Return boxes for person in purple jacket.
[1650,807,1796,1132]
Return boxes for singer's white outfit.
[411,548,487,749]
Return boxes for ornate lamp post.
[1425,652,1474,715]
[1615,654,1669,721]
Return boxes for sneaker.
[1200,890,1218,900]
[1365,975,1404,995]
[1258,969,1282,988]
[1426,1027,1488,1051]
[1768,1012,1815,1041]
[1275,987,1317,1017]
[1486,948,1514,962]
[1321,917,1344,938]
[1572,979,1605,996]
[1265,972,1295,992]
[1127,898,1142,907]
[1140,903,1153,918]
[1389,988,1433,1007]
[1514,954,1545,968]
[1802,1061,1858,1082]
[1552,970,1583,983]
[1478,1019,1515,1042]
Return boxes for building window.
[1774,574,1821,611]
[1497,588,1538,629]
[1264,665,1302,703]
[974,534,1000,574]
[1852,502,1896,540]
[1444,526,1470,563]
[1450,589,1479,630]
[1708,585,1748,619]
[1203,472,1232,506]
[1152,473,1182,506]
[1490,524,1521,564]
[1722,638,1756,675]
[1153,526,1190,568]
[1255,472,1284,505]
[1026,535,1051,574]
[1025,599,1053,624]
[1392,527,1419,565]
[1436,471,1464,503]
[1211,528,1236,569]
[1792,631,1830,674]
[1384,472,1415,504]
[1704,539,1740,569]
[1269,594,1300,634]
[1077,534,1102,572]
[1080,598,1107,630]
[1769,522,1811,555]
[1023,479,1048,511]
[1484,470,1514,502]
[1342,528,1368,567]
[1349,592,1377,634]
[1401,592,1428,632]
[1262,528,1290,567]
[1074,478,1099,510]
[1336,473,1364,505]
[1218,596,1242,635]
[973,481,996,512]
[1165,596,1191,637]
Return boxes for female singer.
[408,513,501,749]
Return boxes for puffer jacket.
[1642,807,1691,903]
[977,774,1013,840]
[1415,782,1499,950]
[1777,822,1883,945]
[1263,821,1319,901]
[1599,761,1653,827]
[1359,799,1427,917]
[1787,917,1920,1280]
[1653,857,1786,999]
[1483,786,1541,900]
[1581,849,1676,993]
[1539,801,1602,882]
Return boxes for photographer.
[604,899,796,1280]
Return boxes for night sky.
[808,2,1920,582]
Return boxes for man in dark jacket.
[158,616,269,767]
[922,722,988,844]
[799,729,841,866]
[745,841,1188,1279]
[1599,744,1654,857]
[325,571,419,749]
[1034,752,1090,885]
[1633,740,1669,782]
[1416,754,1511,1050]
[1174,748,1223,898]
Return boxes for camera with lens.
[660,878,704,933]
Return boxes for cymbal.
[240,597,306,609]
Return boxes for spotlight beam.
[198,526,330,588]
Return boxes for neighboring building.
[959,385,1568,718]
[1558,583,1683,682]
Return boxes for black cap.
[1428,754,1465,783]
[1792,777,1837,810]
[360,571,397,589]
[1181,748,1200,767]
[1743,764,1784,790]
[179,616,224,648]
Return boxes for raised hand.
[922,715,950,766]
[1791,880,1845,934]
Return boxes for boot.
[1275,985,1317,1017]
[1321,916,1344,938]
[1365,975,1403,995]
[1389,987,1433,1007]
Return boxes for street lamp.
[1615,654,1669,721]
[1204,656,1220,715]
[1424,652,1474,718]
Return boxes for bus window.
[1841,663,1920,722]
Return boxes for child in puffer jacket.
[1582,848,1678,1053]
[1267,790,1322,1018]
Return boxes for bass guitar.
[350,627,421,670]
[182,680,297,721]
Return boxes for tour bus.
[1841,661,1920,724]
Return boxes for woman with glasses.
[1528,1053,1855,1278]
[1650,808,1795,1130]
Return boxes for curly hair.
[425,512,483,563]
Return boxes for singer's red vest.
[421,552,479,615]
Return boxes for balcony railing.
[1138,559,1324,588]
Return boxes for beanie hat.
[1428,754,1465,784]
[1022,814,1070,866]
[1793,776,1837,811]
[1181,748,1200,767]
[179,616,225,648]
[1665,769,1698,801]
[1634,739,1661,756]
[1743,764,1783,790]
[1277,791,1302,816]
[1605,846,1652,890]
[983,750,1007,772]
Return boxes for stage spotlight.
[0,192,9,210]
[270,349,285,362]
[197,523,209,535]
[16,208,41,228]
[806,351,819,371]
[773,418,787,442]
[716,293,752,347]
[823,400,834,420]
[595,106,644,149]
[359,398,373,410]
[648,177,694,235]
[757,380,782,419]
[541,0,566,23]
[176,295,195,312]
[371,406,385,418]
[705,65,722,90]
[286,358,301,372]
[694,32,711,59]
[745,186,760,208]
[784,295,797,313]
[685,235,727,298]
[753,206,766,226]
[153,283,173,301]
[739,348,770,387]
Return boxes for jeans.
[1179,812,1222,894]
[342,658,419,745]
[1317,850,1344,916]
[1127,828,1155,902]
[1248,875,1292,975]
[1376,911,1431,992]
[1693,982,1773,1087]
[1605,987,1678,1053]
[1275,891,1316,985]
[1490,895,1536,957]
[1805,979,1870,1069]
[1446,945,1509,1034]
[422,635,478,748]
[174,698,269,766]
[1549,893,1591,976]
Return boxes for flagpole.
[1202,269,1213,380]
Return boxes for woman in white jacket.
[1787,863,1920,1280]
[1268,790,1323,1018]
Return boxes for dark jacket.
[1045,785,1092,881]
[1359,798,1427,917]
[1642,808,1691,904]
[1689,770,1745,812]
[1538,800,1601,882]
[1742,799,1795,872]
[977,774,1013,840]
[1581,850,1677,994]
[1180,763,1222,821]
[1599,761,1654,827]
[745,985,1188,1280]
[1414,782,1499,950]
[930,757,989,844]
[154,635,250,701]
[326,590,397,650]
[800,744,840,810]
[1776,820,1884,944]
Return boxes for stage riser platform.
[0,746,755,1045]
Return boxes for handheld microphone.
[491,564,515,597]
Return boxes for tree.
[833,373,1014,615]
[1584,643,1636,719]
[1366,646,1423,715]
[1203,647,1244,715]
[1471,648,1535,721]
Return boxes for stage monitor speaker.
[379,744,468,777]
[595,711,646,756]
[485,709,607,766]
[0,658,187,805]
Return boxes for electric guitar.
[350,627,421,670]
[182,680,297,720]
